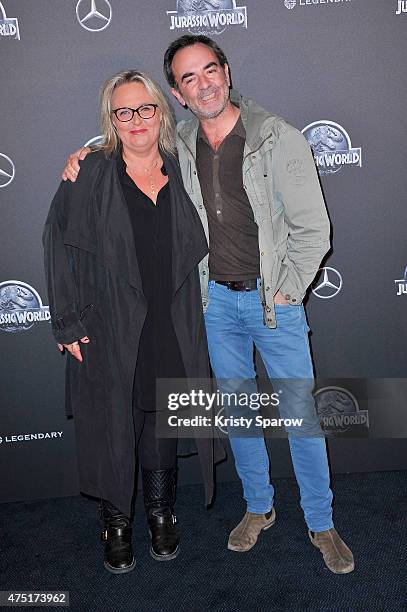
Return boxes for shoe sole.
[227,516,276,552]
[104,557,136,574]
[308,532,355,574]
[150,544,180,561]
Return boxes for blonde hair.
[98,70,176,156]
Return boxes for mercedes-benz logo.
[76,0,112,32]
[0,153,15,188]
[312,267,342,299]
[84,135,105,147]
[215,406,228,435]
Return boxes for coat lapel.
[94,156,144,294]
[64,151,206,298]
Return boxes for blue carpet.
[0,471,406,611]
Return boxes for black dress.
[117,155,186,413]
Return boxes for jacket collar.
[177,115,200,159]
[231,89,276,152]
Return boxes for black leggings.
[134,409,177,471]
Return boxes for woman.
[43,70,223,574]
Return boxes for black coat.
[43,150,224,516]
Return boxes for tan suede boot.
[309,527,354,573]
[228,508,276,552]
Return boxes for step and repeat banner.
[1,0,406,503]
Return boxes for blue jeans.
[204,280,333,532]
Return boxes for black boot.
[142,468,179,561]
[100,499,136,574]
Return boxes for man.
[62,35,354,574]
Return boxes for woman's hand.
[57,336,90,362]
[61,147,91,182]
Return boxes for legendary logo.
[396,0,407,14]
[315,386,369,437]
[84,135,105,147]
[285,0,351,8]
[0,431,63,444]
[167,0,247,36]
[0,281,50,333]
[395,266,407,296]
[0,1,20,39]
[0,153,15,188]
[312,267,342,299]
[76,0,112,32]
[302,120,362,175]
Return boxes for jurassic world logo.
[395,266,407,296]
[302,120,362,176]
[314,386,369,437]
[0,281,50,333]
[0,1,20,39]
[167,0,247,36]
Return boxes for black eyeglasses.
[111,104,158,122]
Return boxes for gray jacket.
[176,89,331,328]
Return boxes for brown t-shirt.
[196,115,260,281]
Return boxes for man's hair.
[98,69,176,156]
[163,35,228,89]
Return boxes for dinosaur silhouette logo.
[167,0,247,35]
[0,281,50,333]
[302,120,362,176]
[314,386,369,437]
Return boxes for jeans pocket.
[207,280,215,296]
[205,281,216,314]
[275,303,302,328]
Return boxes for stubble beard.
[186,84,230,121]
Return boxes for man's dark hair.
[163,35,228,89]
